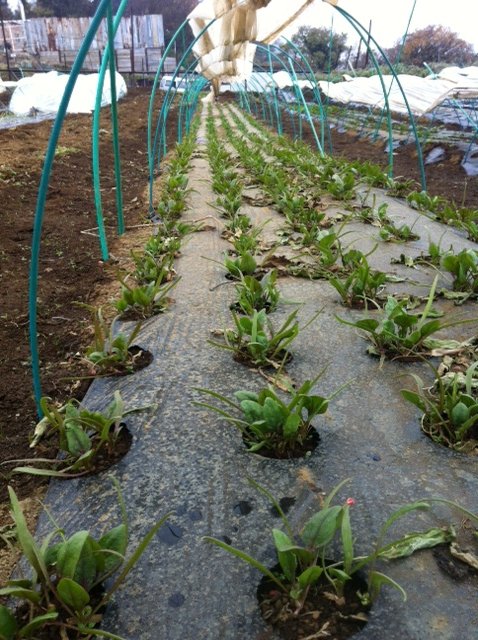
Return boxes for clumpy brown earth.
[0,88,476,586]
[0,88,177,518]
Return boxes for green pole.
[106,3,124,236]
[332,5,426,190]
[372,0,417,142]
[149,19,217,211]
[29,0,111,414]
[281,38,330,153]
[288,58,324,155]
[267,45,282,134]
[147,18,190,212]
[92,0,129,260]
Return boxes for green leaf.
[301,506,342,549]
[0,605,18,640]
[0,587,40,604]
[340,507,354,575]
[327,567,351,583]
[262,398,285,431]
[272,531,296,582]
[57,577,90,612]
[18,612,58,637]
[301,395,328,419]
[12,467,83,478]
[297,565,323,589]
[65,424,92,457]
[283,413,301,438]
[98,524,128,574]
[240,400,264,424]
[234,391,258,403]
[401,390,426,412]
[378,527,455,560]
[7,487,48,583]
[77,626,129,640]
[354,318,380,332]
[451,402,469,426]
[56,532,99,591]
[368,570,407,602]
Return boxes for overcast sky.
[286,0,478,50]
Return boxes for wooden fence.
[2,15,168,74]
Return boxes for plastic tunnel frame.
[91,0,131,262]
[147,17,217,213]
[326,1,427,190]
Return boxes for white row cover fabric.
[188,0,316,84]
[230,70,314,91]
[9,70,127,116]
[318,66,478,116]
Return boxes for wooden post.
[0,1,12,80]
[354,38,362,70]
[364,20,372,69]
[130,6,135,80]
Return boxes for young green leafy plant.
[441,248,478,296]
[460,220,478,243]
[223,214,251,236]
[232,270,280,315]
[223,250,257,279]
[402,361,478,453]
[379,219,420,243]
[114,273,178,319]
[204,477,456,634]
[330,250,387,308]
[337,277,470,364]
[195,370,337,457]
[8,391,147,478]
[0,481,170,640]
[82,306,145,376]
[211,308,308,369]
[131,249,175,285]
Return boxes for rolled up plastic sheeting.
[9,70,127,116]
[318,66,478,115]
[187,0,315,84]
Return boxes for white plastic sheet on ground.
[188,0,316,86]
[230,70,314,92]
[318,66,478,115]
[9,70,127,116]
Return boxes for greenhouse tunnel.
[1,0,477,639]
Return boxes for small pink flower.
[345,498,356,507]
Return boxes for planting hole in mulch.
[433,524,478,580]
[103,345,153,376]
[128,345,154,371]
[421,415,478,455]
[233,349,293,369]
[257,565,370,640]
[4,424,133,479]
[84,424,133,475]
[14,584,107,640]
[242,426,320,459]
